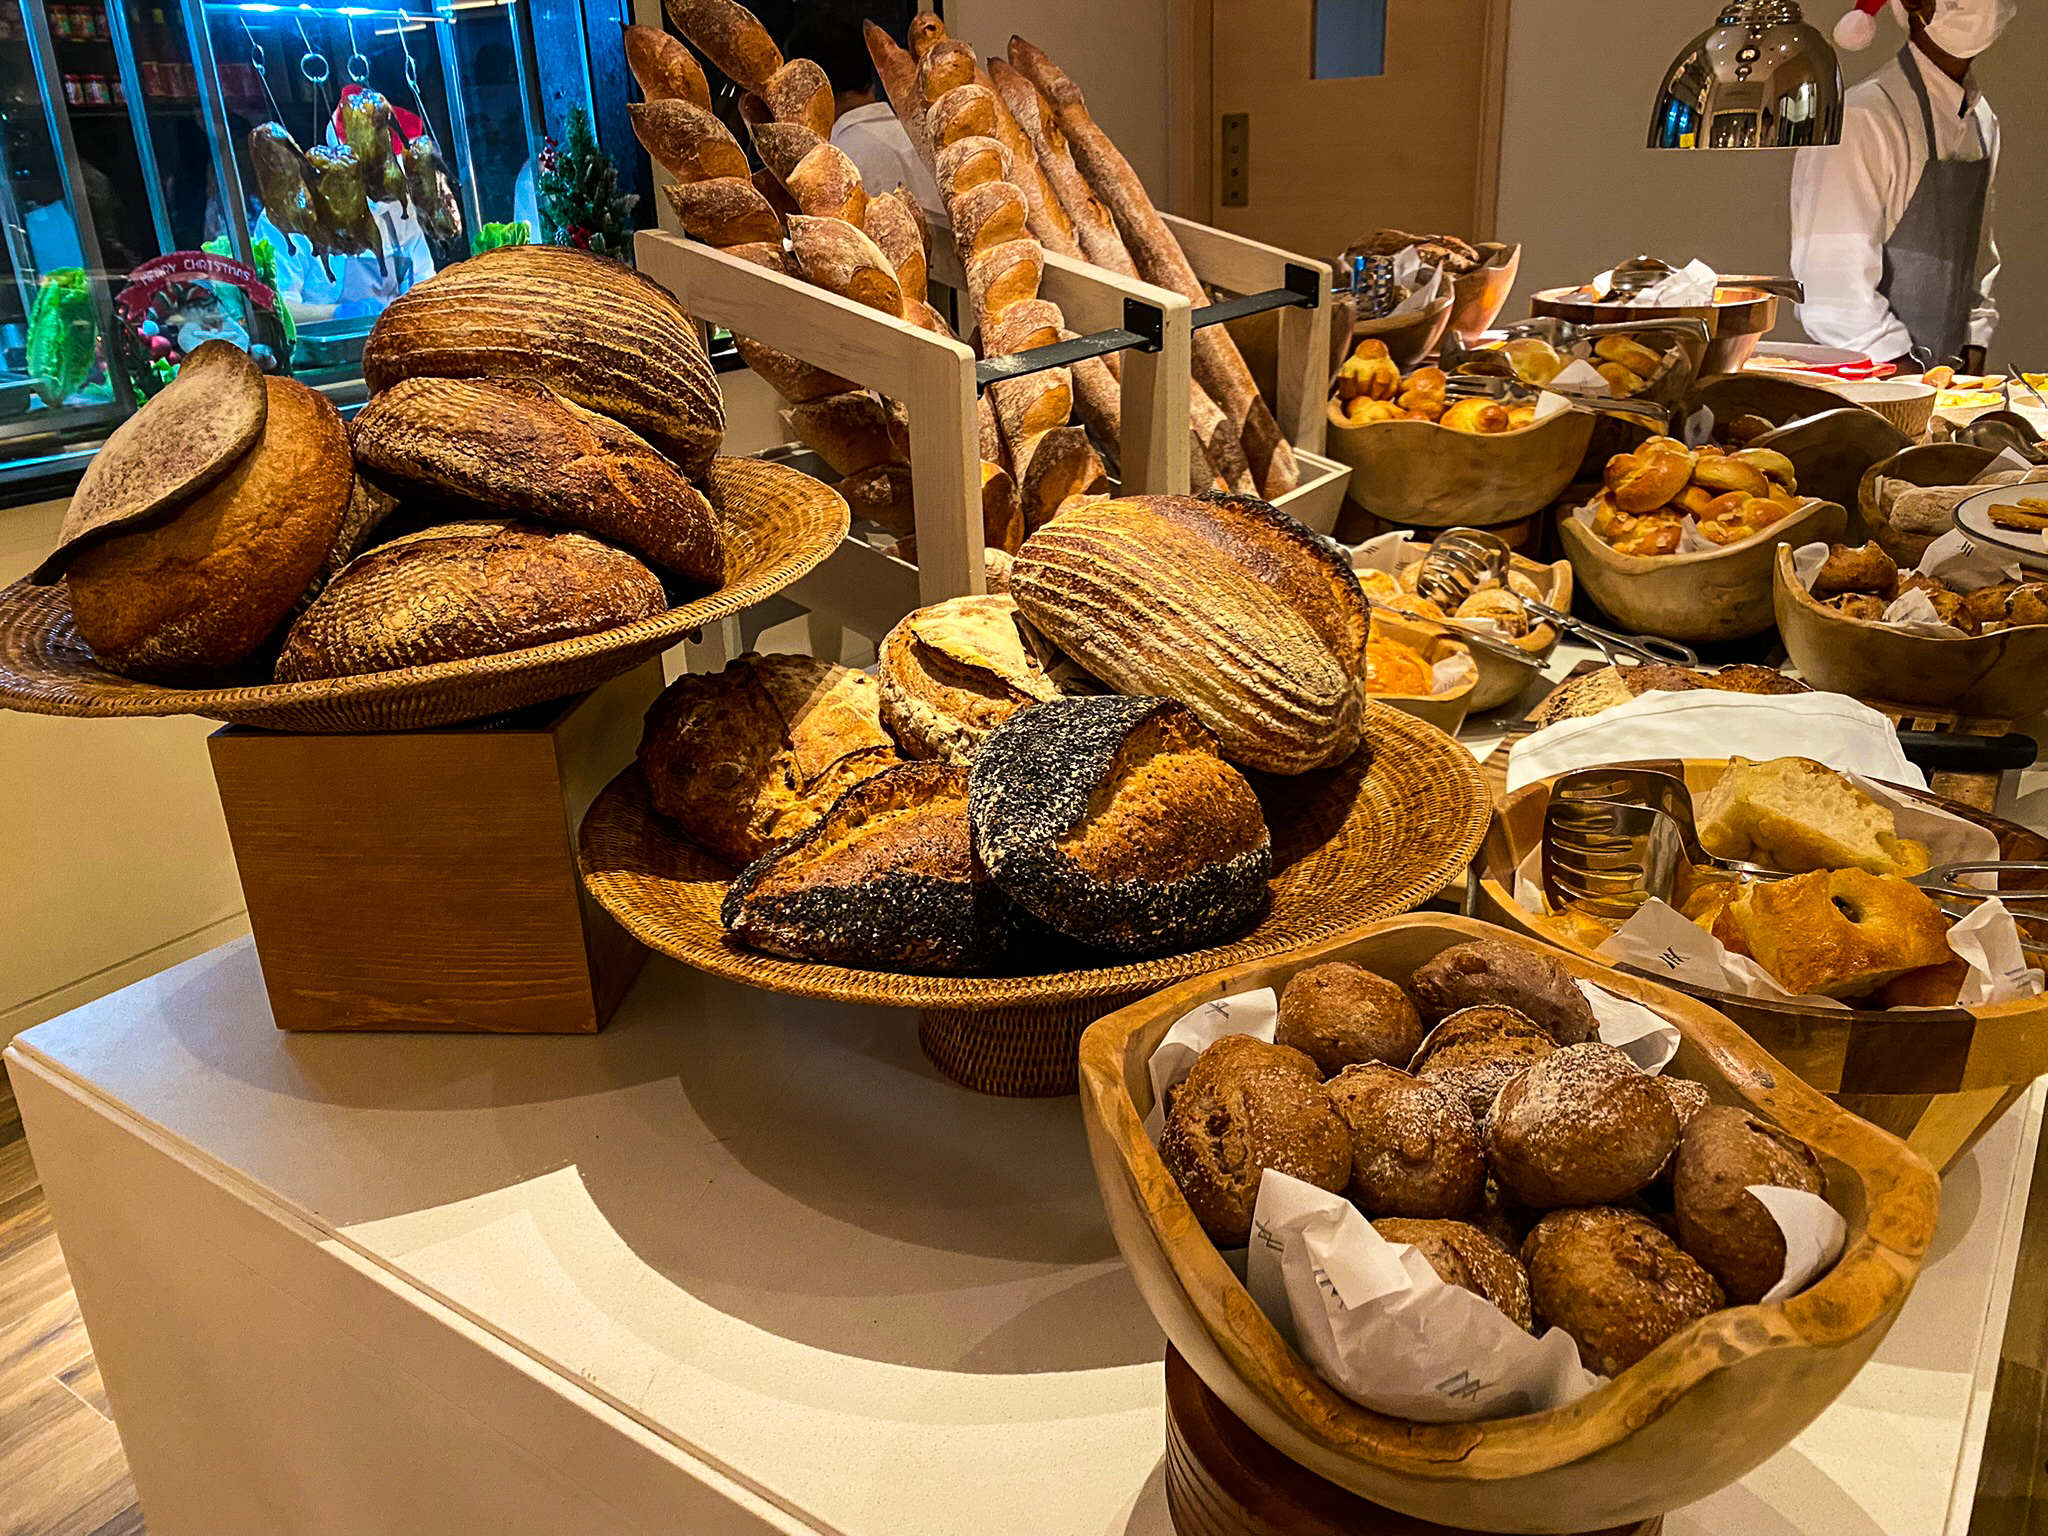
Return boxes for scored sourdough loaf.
[970,694,1272,956]
[360,244,724,479]
[877,594,1070,765]
[722,761,1023,975]
[1010,494,1368,774]
[637,653,901,869]
[274,519,665,682]
[66,373,353,677]
[351,376,724,586]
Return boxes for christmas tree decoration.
[538,108,638,262]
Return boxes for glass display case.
[0,0,572,488]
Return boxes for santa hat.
[1834,0,1905,50]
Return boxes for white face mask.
[1921,0,2016,57]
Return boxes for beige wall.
[1496,0,2046,365]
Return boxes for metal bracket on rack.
[1189,262,1322,332]
[974,297,1166,395]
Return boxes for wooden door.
[1184,0,1508,261]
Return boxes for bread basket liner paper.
[1791,531,2026,638]
[1505,690,1926,795]
[1132,986,1847,1422]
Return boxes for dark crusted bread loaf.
[351,377,724,587]
[638,653,900,869]
[877,594,1067,765]
[68,375,353,677]
[1373,1218,1533,1330]
[721,761,1019,974]
[360,244,724,478]
[969,694,1271,956]
[1009,495,1367,774]
[1672,1105,1826,1304]
[274,519,665,681]
[1523,1206,1724,1375]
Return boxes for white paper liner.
[1432,653,1480,695]
[1631,258,1719,306]
[1754,1188,1849,1304]
[1550,358,1608,394]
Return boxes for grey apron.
[1877,47,1992,364]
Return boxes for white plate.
[1953,482,2048,569]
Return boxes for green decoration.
[472,219,532,255]
[537,108,637,262]
[26,268,98,407]
[203,235,297,352]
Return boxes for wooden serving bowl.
[1359,541,1575,713]
[1858,442,2002,565]
[1344,293,1456,372]
[1446,246,1522,347]
[1773,544,2048,716]
[1474,761,2048,1171]
[1557,501,1845,645]
[1365,612,1477,734]
[1531,286,1778,376]
[1079,913,1938,1533]
[1328,408,1596,530]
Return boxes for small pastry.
[1811,542,1899,598]
[1826,593,1887,621]
[1605,448,1693,513]
[1364,638,1433,695]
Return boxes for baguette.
[866,188,928,296]
[630,100,749,184]
[662,0,780,90]
[863,19,936,175]
[750,164,801,221]
[750,124,868,227]
[624,24,710,109]
[786,393,898,478]
[1009,36,1299,497]
[788,213,904,317]
[661,177,781,244]
[761,57,834,140]
[978,59,1078,258]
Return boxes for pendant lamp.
[1648,1,1844,149]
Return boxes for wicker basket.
[577,703,1493,1096]
[0,457,847,734]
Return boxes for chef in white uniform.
[1787,0,2011,372]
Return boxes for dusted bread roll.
[68,374,353,677]
[1373,1218,1532,1331]
[1409,938,1599,1046]
[352,377,725,587]
[1523,1207,1724,1376]
[638,653,900,869]
[1010,494,1368,774]
[274,520,664,681]
[1330,1065,1484,1219]
[361,244,724,478]
[721,762,1019,974]
[1409,1005,1556,1123]
[1276,962,1423,1075]
[877,594,1066,765]
[1673,1106,1827,1304]
[1485,1043,1680,1208]
[970,695,1271,956]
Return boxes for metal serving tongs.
[1439,372,1673,431]
[1415,529,1700,667]
[1542,766,2048,954]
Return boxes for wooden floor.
[0,1073,143,1536]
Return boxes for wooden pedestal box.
[208,663,660,1033]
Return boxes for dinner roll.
[1672,1106,1826,1304]
[1328,1064,1484,1219]
[1523,1206,1725,1375]
[1486,1043,1681,1208]
[1276,962,1424,1075]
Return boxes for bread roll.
[877,595,1067,764]
[1523,1207,1724,1375]
[1011,494,1367,774]
[1409,938,1600,1045]
[351,377,724,587]
[1373,1219,1531,1330]
[1409,1005,1556,1123]
[637,653,901,868]
[1160,1036,1351,1247]
[1276,963,1424,1075]
[1811,541,1899,598]
[970,695,1271,956]
[1486,1043,1681,1208]
[68,375,352,676]
[1331,1066,1484,1220]
[274,520,664,681]
[1733,869,1953,997]
[361,245,724,479]
[1671,1106,1826,1304]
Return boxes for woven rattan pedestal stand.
[916,993,1149,1097]
[1164,1351,1662,1536]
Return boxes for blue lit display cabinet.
[0,0,642,487]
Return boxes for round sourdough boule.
[273,519,665,682]
[1328,1064,1483,1218]
[1409,938,1600,1045]
[1672,1106,1827,1304]
[67,374,352,676]
[876,594,1064,765]
[1523,1206,1724,1375]
[1409,1004,1556,1123]
[1276,962,1424,1075]
[1160,1035,1351,1247]
[1373,1218,1533,1331]
[969,695,1272,956]
[1487,1043,1680,1208]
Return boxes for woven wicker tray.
[0,457,847,734]
[578,702,1493,1096]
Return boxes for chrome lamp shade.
[1648,1,1844,149]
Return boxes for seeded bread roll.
[721,761,1019,974]
[1523,1207,1725,1375]
[637,653,900,869]
[1276,963,1424,1076]
[1373,1218,1532,1331]
[1672,1106,1827,1304]
[970,695,1271,956]
[1409,1005,1557,1123]
[1409,938,1600,1045]
[877,595,1067,765]
[1330,1065,1484,1219]
[274,520,664,681]
[1486,1043,1682,1208]
[1160,1035,1351,1247]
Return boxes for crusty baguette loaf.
[661,176,783,244]
[360,244,724,480]
[750,124,869,228]
[663,0,780,90]
[624,23,710,108]
[863,20,937,176]
[761,57,834,139]
[352,376,725,587]
[275,520,667,682]
[630,99,749,184]
[1009,36,1300,498]
[786,393,898,478]
[866,188,928,295]
[788,214,904,316]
